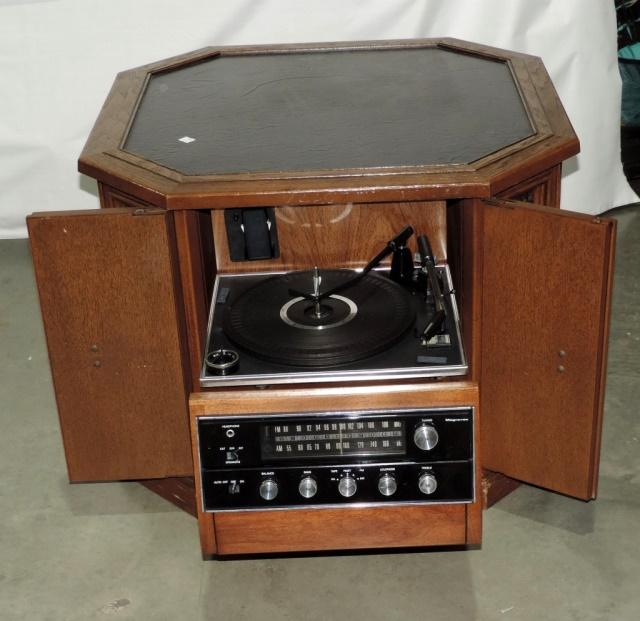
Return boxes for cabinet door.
[480,199,616,499]
[28,208,193,481]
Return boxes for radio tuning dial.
[418,472,438,495]
[377,473,397,497]
[413,423,439,451]
[298,476,318,499]
[338,475,357,498]
[258,478,278,501]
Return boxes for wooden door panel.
[480,199,615,499]
[28,208,193,481]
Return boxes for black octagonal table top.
[123,47,534,176]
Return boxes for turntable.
[201,227,466,386]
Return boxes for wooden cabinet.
[27,39,616,554]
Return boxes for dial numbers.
[263,418,406,460]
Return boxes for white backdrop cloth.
[0,0,636,238]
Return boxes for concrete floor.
[1,206,639,621]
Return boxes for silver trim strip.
[201,365,469,387]
[197,405,474,422]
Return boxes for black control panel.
[197,408,474,512]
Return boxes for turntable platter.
[223,270,416,367]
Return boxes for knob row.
[258,473,437,501]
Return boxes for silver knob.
[258,478,278,501]
[418,473,438,495]
[338,475,357,498]
[377,473,397,497]
[298,476,318,499]
[413,424,439,451]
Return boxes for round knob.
[258,478,278,501]
[298,476,318,499]
[338,475,357,498]
[377,473,397,497]
[413,424,439,451]
[205,348,240,376]
[418,473,438,495]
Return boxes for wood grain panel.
[173,210,214,389]
[214,504,466,555]
[139,477,197,516]
[481,470,521,508]
[446,200,482,383]
[480,199,615,499]
[213,201,447,272]
[496,165,561,208]
[28,208,193,481]
[190,381,478,418]
[99,184,152,210]
[190,404,217,556]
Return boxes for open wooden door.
[480,199,616,499]
[28,208,193,481]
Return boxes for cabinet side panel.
[28,209,192,481]
[480,201,614,499]
[496,165,561,208]
[173,210,214,390]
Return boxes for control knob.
[338,475,357,498]
[418,472,438,495]
[413,423,439,451]
[377,473,397,497]
[258,478,278,501]
[298,476,318,499]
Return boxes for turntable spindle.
[312,266,322,318]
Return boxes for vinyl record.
[223,269,415,367]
